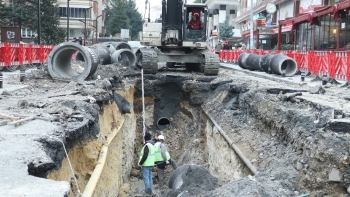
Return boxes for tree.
[105,0,143,40]
[1,0,65,44]
[0,0,12,27]
[126,0,143,40]
[36,0,65,44]
[219,20,233,41]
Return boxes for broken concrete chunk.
[328,168,341,182]
[315,107,334,128]
[310,85,325,94]
[325,119,350,133]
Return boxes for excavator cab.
[138,1,219,75]
[183,4,208,48]
[183,7,206,42]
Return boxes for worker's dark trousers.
[157,159,177,187]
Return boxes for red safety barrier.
[219,50,224,62]
[295,50,309,73]
[223,50,229,62]
[71,51,78,60]
[311,51,332,77]
[331,51,350,81]
[228,50,233,62]
[0,43,55,68]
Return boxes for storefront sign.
[266,3,277,14]
[1,27,20,43]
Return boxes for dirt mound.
[166,165,218,197]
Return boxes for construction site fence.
[0,42,55,68]
[219,49,350,82]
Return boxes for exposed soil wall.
[47,86,137,197]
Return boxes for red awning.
[311,5,337,18]
[272,24,293,34]
[336,0,350,11]
[279,13,311,25]
[294,13,312,24]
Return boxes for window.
[59,7,91,19]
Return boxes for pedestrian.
[223,41,230,50]
[72,37,77,43]
[138,132,155,196]
[215,41,222,55]
[78,37,83,45]
[241,43,247,50]
[154,134,177,189]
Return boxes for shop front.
[277,0,350,51]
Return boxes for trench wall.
[47,86,137,197]
[204,115,251,182]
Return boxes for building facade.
[57,0,106,44]
[206,0,240,49]
[235,0,350,50]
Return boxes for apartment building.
[235,0,350,50]
[206,0,240,49]
[57,0,106,44]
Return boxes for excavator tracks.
[201,51,220,75]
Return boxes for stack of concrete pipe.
[238,53,297,77]
[48,42,136,81]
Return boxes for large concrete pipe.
[260,54,275,73]
[100,42,131,54]
[111,49,136,67]
[237,53,249,69]
[157,117,171,130]
[48,42,99,81]
[168,164,210,189]
[245,53,263,71]
[110,42,132,50]
[270,54,297,77]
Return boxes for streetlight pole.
[249,0,253,49]
[37,0,40,44]
[67,0,70,41]
[95,15,102,44]
[83,7,92,46]
[148,2,150,22]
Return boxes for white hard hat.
[158,135,165,140]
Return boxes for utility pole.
[83,7,92,46]
[250,0,254,49]
[148,2,150,22]
[95,15,102,44]
[37,0,40,44]
[67,0,70,41]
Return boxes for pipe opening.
[157,117,171,130]
[111,49,137,67]
[53,47,88,77]
[74,52,87,74]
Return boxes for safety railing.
[219,49,350,82]
[0,42,55,69]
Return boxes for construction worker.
[154,134,177,189]
[138,132,155,196]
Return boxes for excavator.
[137,0,220,75]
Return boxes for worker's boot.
[157,168,165,188]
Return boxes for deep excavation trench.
[42,68,350,197]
